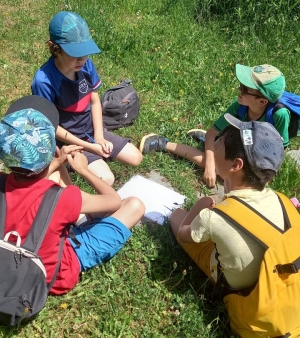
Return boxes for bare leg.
[169,208,188,237]
[109,197,145,230]
[48,165,72,187]
[88,159,115,185]
[166,142,205,168]
[114,142,143,166]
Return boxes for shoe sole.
[139,133,157,153]
[186,129,207,136]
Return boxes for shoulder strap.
[237,105,247,120]
[23,185,63,253]
[275,191,300,228]
[0,174,8,238]
[213,196,289,249]
[237,103,278,126]
[23,185,65,291]
[264,103,276,125]
[47,227,65,291]
[0,179,65,290]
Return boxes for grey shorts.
[83,129,130,164]
[58,129,130,165]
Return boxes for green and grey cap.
[236,64,285,103]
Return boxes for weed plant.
[0,0,299,337]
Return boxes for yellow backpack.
[213,192,300,338]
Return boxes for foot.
[186,129,207,142]
[139,133,168,154]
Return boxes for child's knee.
[130,150,143,166]
[126,197,145,216]
[88,163,115,185]
[101,171,115,186]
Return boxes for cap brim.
[235,64,257,90]
[6,95,59,130]
[224,113,244,129]
[60,39,100,57]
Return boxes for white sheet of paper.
[117,175,186,225]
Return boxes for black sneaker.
[186,129,207,142]
[139,133,168,154]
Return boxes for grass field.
[0,0,300,337]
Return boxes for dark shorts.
[68,216,132,271]
[58,128,130,165]
[83,129,130,164]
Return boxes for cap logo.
[253,66,265,73]
[242,129,253,145]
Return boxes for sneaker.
[186,129,207,142]
[139,133,168,154]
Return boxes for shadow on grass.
[142,221,232,337]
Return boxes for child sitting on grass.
[0,95,145,295]
[32,11,142,185]
[140,64,289,187]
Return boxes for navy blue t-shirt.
[31,57,101,139]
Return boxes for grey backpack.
[0,175,64,326]
[101,80,139,130]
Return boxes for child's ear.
[258,97,269,106]
[230,158,244,172]
[47,40,53,48]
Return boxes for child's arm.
[56,125,110,158]
[203,127,219,187]
[273,108,290,147]
[90,91,113,155]
[67,151,121,215]
[177,197,215,242]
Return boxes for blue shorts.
[68,216,132,271]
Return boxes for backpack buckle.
[275,263,298,274]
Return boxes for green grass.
[0,0,300,336]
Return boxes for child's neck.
[247,105,266,121]
[54,58,77,81]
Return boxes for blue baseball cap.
[224,113,284,181]
[49,11,100,58]
[0,96,59,175]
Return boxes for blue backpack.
[237,91,300,138]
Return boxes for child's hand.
[58,145,83,164]
[204,168,216,187]
[95,138,113,154]
[67,151,89,174]
[89,143,110,158]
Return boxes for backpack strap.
[23,185,65,291]
[23,185,63,253]
[264,103,276,125]
[237,103,277,126]
[26,186,69,291]
[213,196,288,249]
[0,178,66,290]
[47,227,66,291]
[237,105,247,120]
[0,174,8,239]
[275,191,300,229]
